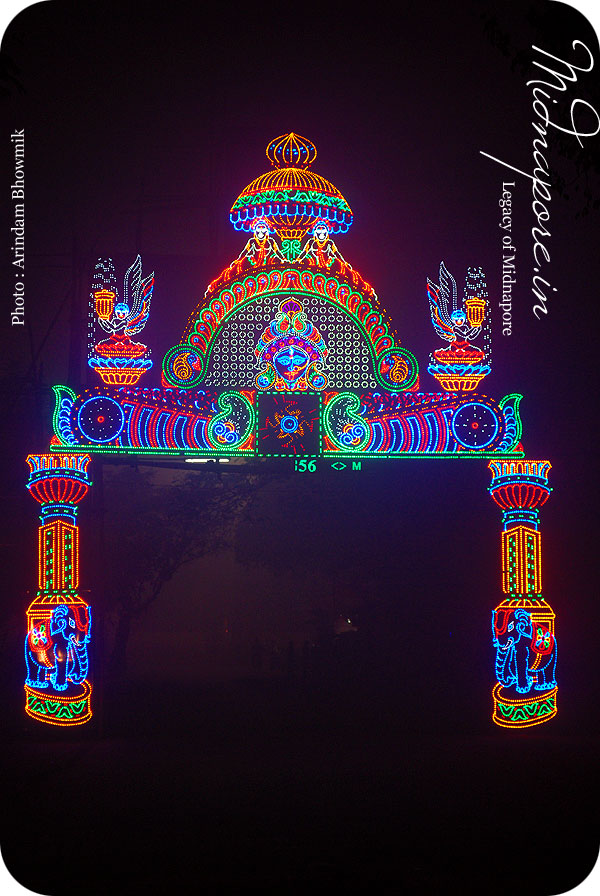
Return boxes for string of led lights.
[24,454,93,726]
[489,460,557,727]
[21,131,555,729]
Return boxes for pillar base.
[24,680,92,726]
[492,682,557,728]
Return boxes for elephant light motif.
[492,607,557,694]
[25,604,92,692]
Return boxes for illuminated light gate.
[24,133,556,728]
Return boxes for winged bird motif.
[97,255,154,337]
[427,261,483,346]
[426,261,491,391]
[89,254,155,385]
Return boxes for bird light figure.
[88,255,155,385]
[96,255,154,346]
[426,262,491,392]
[427,261,485,352]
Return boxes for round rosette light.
[375,346,419,391]
[162,344,205,388]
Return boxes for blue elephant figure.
[25,604,92,692]
[492,607,557,694]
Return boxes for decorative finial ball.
[266,133,317,169]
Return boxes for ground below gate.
[1,676,598,895]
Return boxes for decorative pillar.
[488,460,557,728]
[24,452,93,726]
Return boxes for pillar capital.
[26,453,92,523]
[488,459,551,526]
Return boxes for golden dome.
[230,132,353,238]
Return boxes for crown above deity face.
[254,298,329,391]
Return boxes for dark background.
[1,1,599,892]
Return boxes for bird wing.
[123,302,150,336]
[439,261,458,314]
[124,272,153,335]
[123,255,143,314]
[427,279,454,342]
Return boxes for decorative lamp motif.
[88,255,154,386]
[94,288,116,320]
[427,262,491,391]
[488,459,552,514]
[26,453,91,520]
[465,295,486,328]
[230,132,353,260]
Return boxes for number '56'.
[295,459,316,472]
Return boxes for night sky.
[1,1,599,892]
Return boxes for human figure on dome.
[231,217,285,274]
[297,221,350,274]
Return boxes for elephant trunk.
[495,642,511,684]
[68,638,89,684]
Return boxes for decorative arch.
[23,132,557,730]
[162,267,419,394]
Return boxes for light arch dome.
[230,132,353,241]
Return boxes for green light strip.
[49,445,524,460]
[323,451,526,459]
[231,189,352,213]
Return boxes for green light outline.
[162,344,205,389]
[373,345,419,391]
[231,188,352,214]
[50,384,525,460]
[166,268,405,390]
[255,390,322,458]
[207,390,255,452]
[52,385,77,445]
[498,393,524,452]
[323,451,526,459]
[322,391,370,452]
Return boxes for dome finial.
[266,132,317,169]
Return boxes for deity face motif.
[273,344,311,385]
[253,221,269,241]
[314,224,329,242]
[114,303,129,320]
[451,310,466,327]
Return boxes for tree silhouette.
[101,463,258,680]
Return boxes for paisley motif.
[207,391,254,450]
[323,392,370,451]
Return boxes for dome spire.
[266,132,317,170]
[230,133,353,258]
